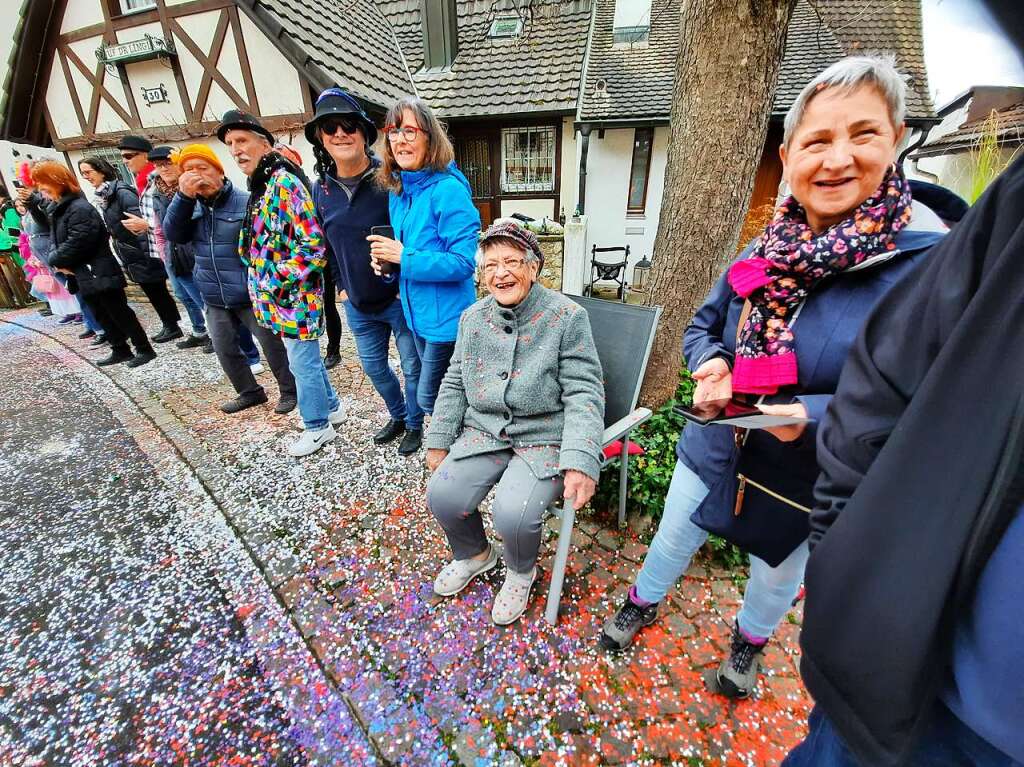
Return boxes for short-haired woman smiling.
[599,56,949,701]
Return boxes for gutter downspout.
[577,124,592,215]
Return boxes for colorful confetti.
[1,304,813,766]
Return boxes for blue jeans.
[343,299,423,430]
[634,460,810,639]
[412,334,456,416]
[283,337,339,431]
[783,704,1021,767]
[164,262,207,336]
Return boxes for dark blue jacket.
[162,180,249,308]
[312,162,398,315]
[678,204,946,559]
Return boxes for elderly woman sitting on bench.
[424,220,605,625]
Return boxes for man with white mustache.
[219,110,343,458]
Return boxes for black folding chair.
[544,296,662,624]
[584,245,630,301]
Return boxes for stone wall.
[536,235,564,292]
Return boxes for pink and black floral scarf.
[728,163,913,395]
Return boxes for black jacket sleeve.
[25,193,52,230]
[49,201,103,271]
[810,158,1024,548]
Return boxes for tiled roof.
[252,0,415,108]
[917,101,1024,156]
[579,0,935,122]
[812,0,932,119]
[377,0,593,119]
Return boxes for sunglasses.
[319,117,361,136]
[120,151,140,160]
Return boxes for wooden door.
[453,136,495,226]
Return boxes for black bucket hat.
[304,88,377,146]
[217,109,275,144]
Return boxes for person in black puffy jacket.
[79,157,183,344]
[30,161,155,368]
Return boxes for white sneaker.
[249,362,265,375]
[287,424,336,457]
[296,401,346,429]
[433,545,498,596]
[491,566,538,626]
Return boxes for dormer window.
[489,17,523,39]
[612,0,651,46]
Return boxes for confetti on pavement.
[1,304,812,766]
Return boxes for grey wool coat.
[424,283,606,480]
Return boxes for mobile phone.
[369,226,395,275]
[672,399,811,429]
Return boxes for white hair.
[783,55,907,149]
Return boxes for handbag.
[32,273,56,293]
[170,245,195,278]
[688,299,812,567]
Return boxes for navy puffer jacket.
[96,180,168,284]
[162,180,249,308]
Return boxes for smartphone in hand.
[369,225,395,275]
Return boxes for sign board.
[98,35,175,65]
[141,84,169,106]
[0,141,67,197]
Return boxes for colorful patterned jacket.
[240,165,327,340]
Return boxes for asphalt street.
[0,323,307,766]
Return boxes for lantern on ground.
[631,254,653,293]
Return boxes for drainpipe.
[577,124,592,215]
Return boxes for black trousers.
[83,289,152,354]
[323,262,341,354]
[139,279,181,328]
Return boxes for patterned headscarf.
[728,163,913,395]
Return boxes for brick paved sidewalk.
[3,304,812,766]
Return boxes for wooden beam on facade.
[228,6,260,115]
[170,11,249,120]
[61,43,135,131]
[52,112,311,151]
[156,0,195,123]
[57,48,88,135]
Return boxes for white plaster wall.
[580,126,669,278]
[60,0,105,34]
[45,56,83,138]
[916,148,1019,202]
[558,116,578,217]
[239,13,305,116]
[499,198,555,220]
[112,21,190,129]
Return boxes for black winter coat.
[95,181,167,284]
[800,154,1024,766]
[46,192,126,297]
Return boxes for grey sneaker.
[433,545,498,597]
[599,593,659,651]
[715,622,766,699]
[491,566,538,626]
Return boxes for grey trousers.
[427,450,564,574]
[206,304,296,399]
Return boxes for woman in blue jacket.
[369,96,480,416]
[599,57,948,697]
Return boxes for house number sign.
[141,84,169,106]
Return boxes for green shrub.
[592,367,745,568]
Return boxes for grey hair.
[783,55,906,149]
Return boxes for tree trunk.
[639,0,797,408]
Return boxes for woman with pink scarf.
[597,57,949,699]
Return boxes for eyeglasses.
[320,117,361,136]
[385,125,428,143]
[482,257,528,275]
